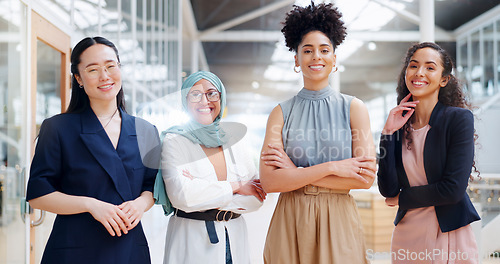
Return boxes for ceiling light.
[368,42,377,50]
[251,81,260,89]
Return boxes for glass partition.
[497,20,500,93]
[457,18,500,101]
[483,24,495,96]
[457,39,469,93]
[470,30,483,98]
[36,40,61,126]
[0,0,26,263]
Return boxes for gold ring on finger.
[359,167,363,174]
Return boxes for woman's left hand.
[182,169,194,179]
[118,197,148,230]
[385,193,400,207]
[261,144,296,169]
[251,179,267,201]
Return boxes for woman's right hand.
[87,198,130,237]
[231,179,267,202]
[261,144,296,169]
[382,93,419,135]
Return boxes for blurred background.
[0,0,499,263]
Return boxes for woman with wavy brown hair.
[378,42,480,263]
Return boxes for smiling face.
[405,47,449,101]
[75,44,122,107]
[295,30,336,90]
[186,79,221,125]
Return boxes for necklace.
[99,108,118,129]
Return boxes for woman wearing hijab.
[157,71,266,264]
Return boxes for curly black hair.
[281,2,347,52]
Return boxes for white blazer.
[161,132,262,264]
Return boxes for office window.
[483,23,495,96]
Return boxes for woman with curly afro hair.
[378,42,480,263]
[259,2,375,263]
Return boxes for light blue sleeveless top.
[280,86,353,168]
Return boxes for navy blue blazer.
[27,106,160,264]
[377,101,480,233]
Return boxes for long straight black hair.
[66,36,126,113]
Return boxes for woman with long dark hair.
[27,36,160,264]
[378,42,480,263]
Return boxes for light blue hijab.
[166,70,228,148]
[153,71,228,215]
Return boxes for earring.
[332,66,338,73]
[79,85,83,89]
[294,66,301,73]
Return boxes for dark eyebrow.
[409,59,437,66]
[301,43,331,49]
[84,59,117,69]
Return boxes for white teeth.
[310,65,323,69]
[197,108,211,113]
[99,84,113,89]
[413,81,425,85]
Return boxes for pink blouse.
[391,124,478,264]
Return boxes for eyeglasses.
[83,61,121,79]
[187,90,220,103]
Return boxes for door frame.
[29,10,70,264]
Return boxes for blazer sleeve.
[399,110,475,210]
[161,135,234,212]
[26,118,62,201]
[139,124,161,193]
[377,131,402,198]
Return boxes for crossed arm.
[259,98,377,193]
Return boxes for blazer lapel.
[118,109,138,153]
[395,130,411,188]
[423,101,444,184]
[80,107,133,202]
